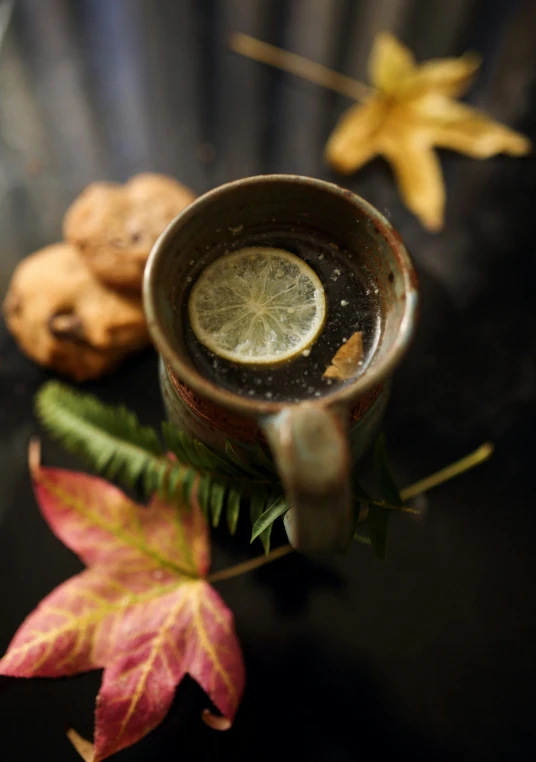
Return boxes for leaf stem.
[400,442,494,501]
[229,32,372,101]
[207,544,293,583]
[210,443,494,579]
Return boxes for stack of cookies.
[3,173,195,381]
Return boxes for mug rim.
[143,174,418,418]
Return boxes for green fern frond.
[250,493,274,554]
[226,489,241,535]
[225,440,268,479]
[162,422,247,480]
[161,421,285,534]
[251,494,289,543]
[197,474,211,518]
[251,442,278,477]
[209,482,226,527]
[35,381,285,549]
[35,382,164,490]
[35,383,401,555]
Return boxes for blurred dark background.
[0,0,535,760]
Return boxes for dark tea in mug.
[183,228,382,403]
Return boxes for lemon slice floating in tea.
[188,246,326,364]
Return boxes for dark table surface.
[1,1,535,760]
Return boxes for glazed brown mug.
[143,175,418,553]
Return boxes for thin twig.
[209,443,493,581]
[230,32,372,102]
[369,500,420,515]
[207,544,293,583]
[210,443,494,579]
[400,442,494,502]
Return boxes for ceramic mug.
[143,175,418,553]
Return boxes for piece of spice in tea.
[323,331,364,380]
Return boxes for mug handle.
[261,404,353,553]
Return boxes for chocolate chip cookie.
[3,243,150,381]
[63,173,196,290]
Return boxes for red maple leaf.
[0,443,245,760]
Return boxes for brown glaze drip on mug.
[166,363,383,444]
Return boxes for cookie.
[3,243,150,381]
[63,173,196,290]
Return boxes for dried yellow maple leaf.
[325,32,531,231]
